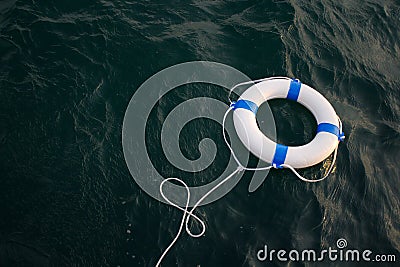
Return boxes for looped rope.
[156,82,343,266]
[156,165,242,266]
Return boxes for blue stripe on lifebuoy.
[287,79,301,101]
[317,123,340,137]
[231,100,258,114]
[272,144,288,168]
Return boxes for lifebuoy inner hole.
[257,99,317,146]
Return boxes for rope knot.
[272,163,283,169]
[237,165,245,172]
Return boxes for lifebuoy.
[231,77,344,169]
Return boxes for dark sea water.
[1,0,399,266]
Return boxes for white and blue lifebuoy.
[231,77,345,169]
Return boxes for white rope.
[281,115,343,182]
[155,166,243,266]
[155,178,191,267]
[280,145,337,183]
[156,92,343,266]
